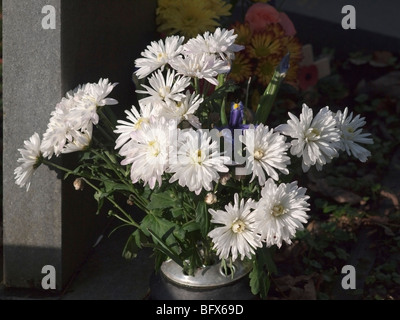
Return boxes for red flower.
[245,3,296,36]
[298,65,318,91]
[245,3,280,33]
[278,12,296,36]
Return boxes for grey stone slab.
[279,0,400,56]
[3,0,65,290]
[3,0,157,290]
[281,0,400,40]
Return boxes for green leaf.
[147,190,179,210]
[249,247,276,298]
[255,70,284,124]
[355,93,369,103]
[392,274,400,285]
[196,201,210,237]
[122,230,145,259]
[258,246,278,274]
[93,190,105,214]
[104,150,118,164]
[220,97,228,126]
[172,227,186,242]
[249,259,270,298]
[103,180,133,194]
[170,207,184,218]
[141,214,176,244]
[182,220,200,233]
[335,247,349,260]
[324,251,336,260]
[147,228,184,268]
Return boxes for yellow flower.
[229,52,253,84]
[232,22,253,46]
[282,36,303,84]
[156,0,232,38]
[202,0,232,18]
[255,56,281,86]
[248,26,285,60]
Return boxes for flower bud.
[219,172,231,185]
[73,178,85,191]
[204,192,217,205]
[127,194,135,206]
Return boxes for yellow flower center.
[254,149,264,160]
[133,117,149,130]
[159,86,171,99]
[148,140,160,157]
[157,52,167,62]
[191,149,204,165]
[272,204,286,217]
[306,127,320,141]
[197,149,203,162]
[347,127,354,133]
[231,219,246,234]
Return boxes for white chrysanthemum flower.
[160,90,203,128]
[134,35,185,79]
[62,125,93,154]
[254,179,310,248]
[114,102,159,150]
[276,104,341,172]
[184,28,244,62]
[14,133,43,191]
[168,130,229,195]
[169,53,230,86]
[240,124,290,185]
[67,78,118,130]
[84,78,119,107]
[208,193,262,262]
[335,107,373,162]
[41,79,117,157]
[41,97,76,158]
[119,116,172,189]
[136,69,191,109]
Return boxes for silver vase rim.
[160,259,253,289]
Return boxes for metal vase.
[149,259,255,300]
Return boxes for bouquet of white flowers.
[15,28,373,298]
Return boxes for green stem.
[90,149,148,210]
[82,177,140,229]
[95,124,116,145]
[42,158,143,228]
[194,77,200,95]
[98,107,117,134]
[102,106,119,127]
[245,77,252,111]
[42,159,72,174]
[109,211,136,226]
[202,80,210,98]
